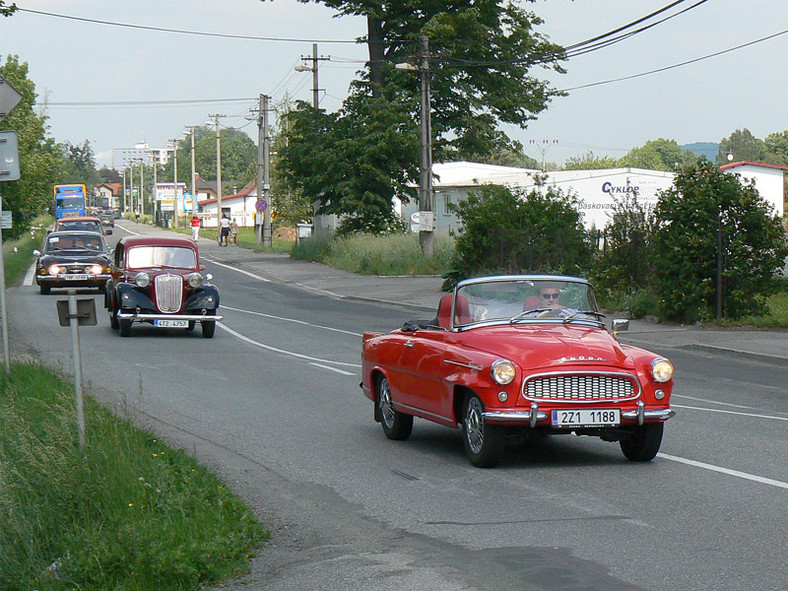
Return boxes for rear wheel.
[462,394,502,468]
[620,422,664,461]
[377,375,412,440]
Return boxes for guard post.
[56,291,97,448]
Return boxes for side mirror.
[612,318,630,333]
[33,249,41,257]
[205,273,213,282]
[106,229,113,235]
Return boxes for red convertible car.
[105,235,221,338]
[361,275,675,468]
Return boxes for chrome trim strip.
[522,370,641,403]
[395,402,454,424]
[117,313,223,322]
[483,409,549,423]
[444,359,483,371]
[622,407,675,422]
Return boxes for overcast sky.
[2,0,786,168]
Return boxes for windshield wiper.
[562,310,606,324]
[510,308,550,322]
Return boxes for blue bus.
[54,184,87,219]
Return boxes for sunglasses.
[541,293,560,300]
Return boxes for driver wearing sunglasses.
[538,286,562,310]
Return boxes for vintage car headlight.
[88,264,103,275]
[47,264,62,276]
[187,272,204,288]
[651,358,674,383]
[491,359,516,385]
[135,272,151,288]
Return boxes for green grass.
[3,215,51,287]
[0,363,268,591]
[291,232,455,275]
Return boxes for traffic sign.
[0,74,22,123]
[255,199,268,212]
[0,130,20,181]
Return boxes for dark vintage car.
[98,210,115,228]
[361,275,675,468]
[33,230,112,294]
[54,215,112,236]
[105,235,221,338]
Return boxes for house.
[720,161,786,219]
[198,181,259,228]
[94,183,122,210]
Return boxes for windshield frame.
[452,275,601,331]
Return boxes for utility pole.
[530,139,557,172]
[263,95,272,247]
[208,114,225,225]
[170,139,179,228]
[295,43,328,109]
[419,35,434,257]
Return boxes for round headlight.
[89,264,103,275]
[651,358,674,383]
[187,272,204,288]
[491,359,516,385]
[135,272,150,288]
[48,265,62,276]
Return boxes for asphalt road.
[9,223,788,591]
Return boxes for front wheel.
[377,376,412,440]
[201,320,216,338]
[462,394,502,468]
[109,308,119,330]
[620,422,664,461]
[119,318,132,337]
[39,284,50,295]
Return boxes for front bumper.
[117,312,223,322]
[483,400,674,427]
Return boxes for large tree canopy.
[277,0,565,233]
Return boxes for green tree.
[0,55,62,237]
[278,0,565,234]
[619,138,696,171]
[563,151,618,170]
[763,130,788,166]
[652,159,788,322]
[716,128,766,165]
[446,182,592,285]
[58,139,100,189]
[0,2,17,17]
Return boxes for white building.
[399,162,676,232]
[720,161,786,219]
[197,182,259,228]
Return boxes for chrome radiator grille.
[523,373,638,402]
[154,274,183,313]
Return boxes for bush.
[445,183,593,289]
[652,160,788,322]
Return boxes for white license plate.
[64,274,89,281]
[551,409,620,427]
[154,319,189,328]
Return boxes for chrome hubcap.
[465,397,484,454]
[379,379,395,428]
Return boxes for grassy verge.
[3,215,51,287]
[168,225,294,253]
[291,232,455,275]
[0,362,268,590]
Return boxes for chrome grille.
[523,373,638,402]
[154,274,183,313]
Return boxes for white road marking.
[218,322,361,368]
[672,404,788,422]
[659,453,788,490]
[310,362,357,376]
[674,393,778,411]
[24,263,36,286]
[222,304,362,337]
[203,258,270,281]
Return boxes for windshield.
[45,234,106,252]
[454,278,600,326]
[127,245,196,269]
[56,196,84,209]
[57,220,101,233]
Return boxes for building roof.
[198,181,257,206]
[720,161,788,172]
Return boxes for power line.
[15,7,359,44]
